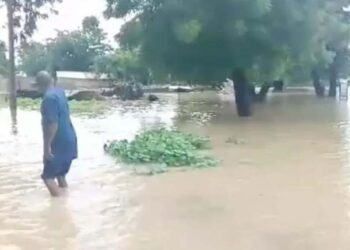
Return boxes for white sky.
[0,0,124,46]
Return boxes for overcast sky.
[0,0,124,46]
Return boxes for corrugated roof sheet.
[57,71,110,80]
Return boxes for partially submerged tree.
[105,0,350,116]
[2,0,62,126]
[325,4,350,97]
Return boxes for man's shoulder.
[44,88,65,100]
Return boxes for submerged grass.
[105,128,218,174]
[0,98,109,116]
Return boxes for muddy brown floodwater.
[1,92,350,250]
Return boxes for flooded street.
[0,97,177,250]
[128,93,350,250]
[1,92,350,249]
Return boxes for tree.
[19,42,50,76]
[0,41,8,77]
[117,18,143,50]
[82,16,111,56]
[105,0,350,116]
[82,16,101,33]
[19,16,111,75]
[93,49,150,84]
[2,0,62,127]
[47,31,110,72]
[324,5,350,97]
[48,30,101,72]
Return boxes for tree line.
[2,0,350,119]
[104,0,350,116]
[0,15,150,84]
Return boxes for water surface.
[128,92,350,250]
[0,97,177,250]
[1,92,350,250]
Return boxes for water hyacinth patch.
[105,128,218,171]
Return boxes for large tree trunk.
[231,68,253,117]
[6,1,17,129]
[311,69,325,97]
[329,61,337,97]
[272,80,284,92]
[255,82,271,102]
[249,83,271,102]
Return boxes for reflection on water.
[0,96,177,250]
[2,92,350,250]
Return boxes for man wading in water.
[34,71,78,197]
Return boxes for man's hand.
[44,147,54,161]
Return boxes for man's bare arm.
[43,122,58,159]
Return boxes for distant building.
[15,71,115,90]
[54,71,114,89]
[57,71,110,80]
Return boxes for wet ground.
[1,92,350,249]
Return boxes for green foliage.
[82,16,101,34]
[69,100,109,115]
[2,0,62,43]
[19,42,50,76]
[19,16,111,75]
[117,18,143,50]
[0,98,108,115]
[105,0,350,84]
[174,19,202,44]
[47,30,102,72]
[93,49,150,84]
[3,0,62,122]
[105,129,217,169]
[81,16,111,56]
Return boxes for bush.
[105,128,217,170]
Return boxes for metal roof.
[57,71,110,80]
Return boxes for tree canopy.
[105,0,350,84]
[1,0,62,43]
[19,42,49,76]
[93,49,150,84]
[19,15,111,76]
[2,0,63,125]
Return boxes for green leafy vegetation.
[3,0,350,120]
[105,129,217,171]
[105,0,350,84]
[69,100,109,115]
[0,98,109,116]
[93,49,150,84]
[3,0,63,122]
[104,0,350,116]
[19,16,111,76]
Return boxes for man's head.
[35,71,53,93]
